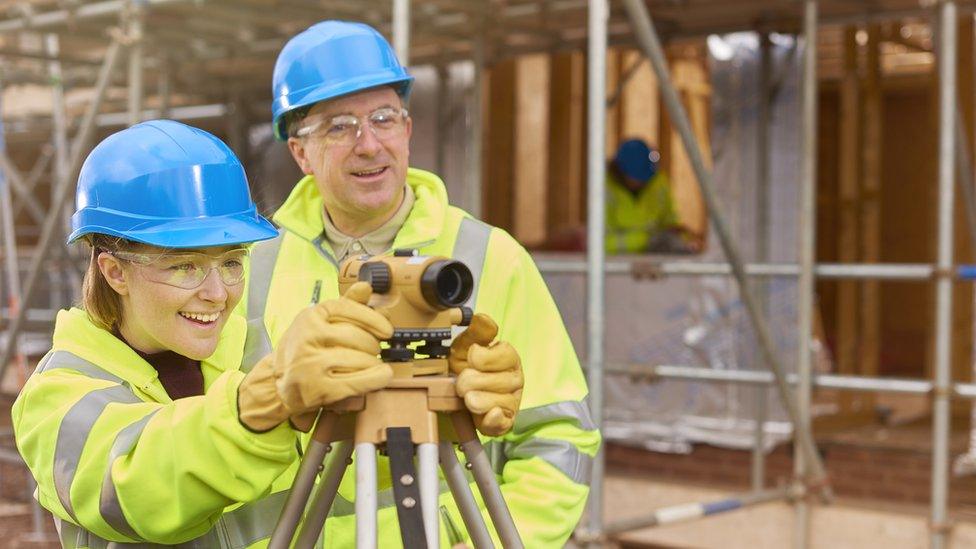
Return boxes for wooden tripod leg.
[450,412,525,549]
[268,412,337,549]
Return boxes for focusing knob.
[359,262,391,293]
[459,307,473,326]
[393,249,417,257]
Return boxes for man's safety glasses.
[110,248,249,290]
[293,107,409,147]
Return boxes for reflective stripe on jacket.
[239,167,601,548]
[12,308,300,547]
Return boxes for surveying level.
[269,250,524,549]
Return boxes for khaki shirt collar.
[321,184,415,263]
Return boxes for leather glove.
[237,354,289,432]
[449,314,523,436]
[238,282,394,432]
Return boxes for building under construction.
[3,0,976,547]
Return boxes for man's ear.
[287,137,315,175]
[96,252,130,296]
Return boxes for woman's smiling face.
[99,244,246,360]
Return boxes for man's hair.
[284,105,314,139]
[80,234,142,331]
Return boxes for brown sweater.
[133,348,205,400]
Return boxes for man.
[241,21,600,547]
[606,138,703,254]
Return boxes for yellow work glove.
[237,354,289,432]
[449,313,523,436]
[237,282,395,432]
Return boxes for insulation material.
[542,33,832,453]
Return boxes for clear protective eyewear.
[111,248,249,289]
[293,107,409,146]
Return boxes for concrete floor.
[596,471,976,548]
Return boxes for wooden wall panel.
[482,59,516,232]
[547,51,585,233]
[513,54,550,247]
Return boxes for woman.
[11,120,391,547]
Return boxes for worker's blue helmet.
[614,138,659,182]
[271,20,414,141]
[68,120,278,248]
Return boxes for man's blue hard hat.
[68,120,278,249]
[271,20,414,141]
[615,138,658,182]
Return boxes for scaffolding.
[0,1,975,548]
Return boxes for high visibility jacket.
[605,170,678,254]
[12,308,300,547]
[240,168,601,548]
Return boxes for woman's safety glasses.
[111,248,249,289]
[293,107,409,147]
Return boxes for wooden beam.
[482,58,516,232]
[547,50,585,232]
[836,27,862,414]
[513,53,550,247]
[858,26,882,416]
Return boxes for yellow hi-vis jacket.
[605,170,678,254]
[12,308,300,547]
[240,168,601,548]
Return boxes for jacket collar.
[52,308,241,403]
[273,167,449,253]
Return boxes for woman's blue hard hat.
[68,120,278,249]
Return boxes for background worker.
[12,120,392,547]
[606,138,704,254]
[240,20,600,547]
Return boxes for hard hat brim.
[68,210,279,249]
[272,75,414,141]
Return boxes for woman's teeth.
[180,312,220,323]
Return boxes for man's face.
[287,87,412,224]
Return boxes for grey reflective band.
[99,411,159,541]
[242,234,284,372]
[505,437,593,485]
[54,384,142,523]
[56,489,291,548]
[37,350,126,385]
[513,397,598,435]
[483,398,597,484]
[451,217,492,311]
[219,489,290,548]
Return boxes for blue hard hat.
[615,138,658,182]
[271,20,414,141]
[68,120,278,249]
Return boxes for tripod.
[267,358,525,549]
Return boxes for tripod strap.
[387,427,429,548]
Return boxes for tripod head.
[338,249,474,376]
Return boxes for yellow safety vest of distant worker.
[605,138,688,254]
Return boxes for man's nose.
[353,124,382,156]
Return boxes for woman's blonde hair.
[80,234,141,331]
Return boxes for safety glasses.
[293,107,409,147]
[111,248,249,290]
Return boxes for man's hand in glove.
[238,282,394,432]
[449,314,523,436]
